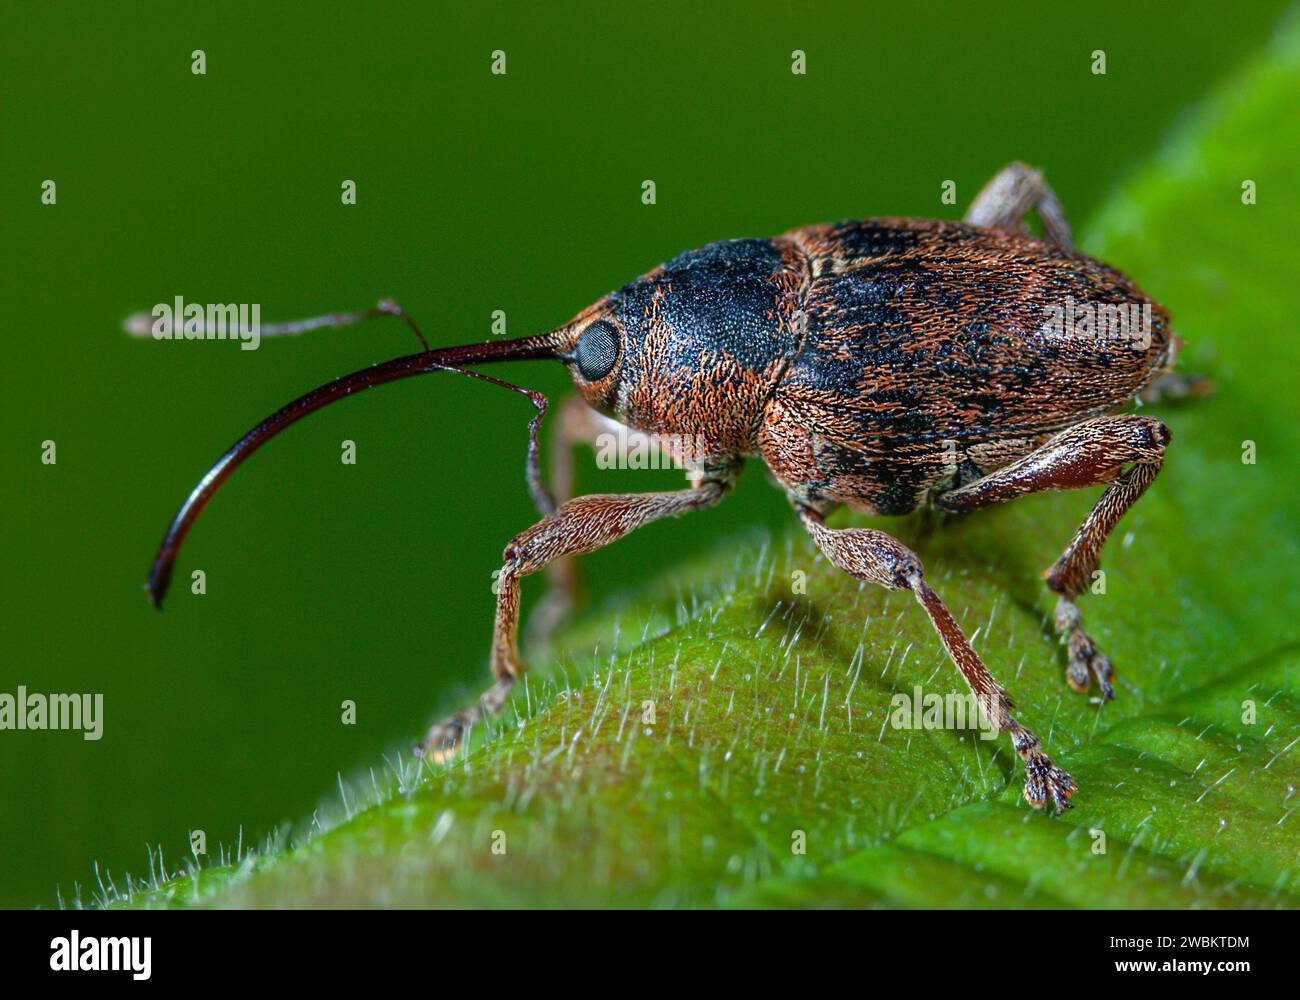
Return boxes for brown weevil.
[145,163,1185,815]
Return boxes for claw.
[1057,596,1116,702]
[1066,654,1092,693]
[1066,633,1115,702]
[415,718,465,763]
[1089,651,1115,702]
[1023,752,1076,816]
[413,677,514,763]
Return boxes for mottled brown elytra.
[145,163,1192,815]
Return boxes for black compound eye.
[575,320,619,382]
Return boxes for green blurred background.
[1,0,1289,908]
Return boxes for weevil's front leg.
[529,398,695,648]
[526,396,649,649]
[418,475,734,760]
[798,506,1075,814]
[936,415,1170,701]
[965,161,1073,249]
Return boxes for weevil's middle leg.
[935,414,1170,701]
[798,505,1075,814]
[418,476,734,761]
[965,161,1073,249]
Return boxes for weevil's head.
[553,237,805,466]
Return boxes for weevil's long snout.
[145,331,566,609]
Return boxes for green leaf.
[108,14,1300,909]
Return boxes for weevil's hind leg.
[936,414,1170,701]
[965,161,1073,249]
[798,505,1075,814]
[418,475,735,761]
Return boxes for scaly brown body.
[762,217,1171,516]
[146,163,1183,815]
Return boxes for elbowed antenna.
[146,331,565,609]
